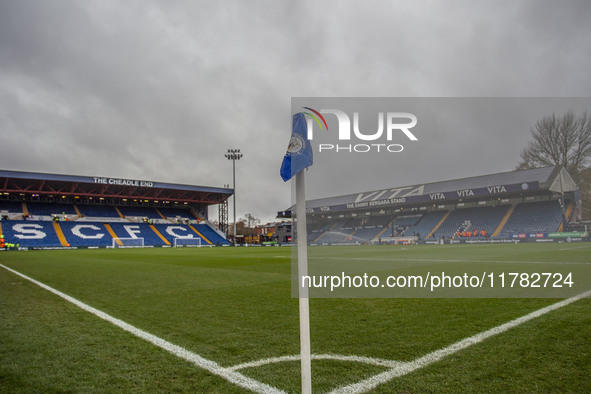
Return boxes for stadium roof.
[279,166,577,216]
[0,169,233,205]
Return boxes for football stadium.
[0,169,232,249]
[3,0,591,391]
[1,165,590,393]
[279,165,585,246]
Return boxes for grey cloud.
[1,0,590,223]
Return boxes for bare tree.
[517,110,591,174]
[244,213,260,236]
[517,110,591,219]
[229,219,247,238]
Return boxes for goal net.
[112,237,145,248]
[173,237,202,247]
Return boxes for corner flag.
[280,113,313,182]
[281,111,313,393]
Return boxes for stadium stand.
[0,169,233,248]
[57,222,112,247]
[159,207,195,219]
[390,215,421,236]
[430,205,511,240]
[311,218,351,243]
[308,220,337,242]
[76,204,121,218]
[317,231,353,244]
[194,223,229,245]
[0,200,23,213]
[152,223,203,245]
[107,222,168,246]
[0,213,231,248]
[403,211,448,239]
[351,226,384,242]
[305,200,569,244]
[117,206,163,219]
[1,220,62,248]
[366,216,392,227]
[1,166,583,248]
[348,216,396,242]
[282,165,583,245]
[496,200,564,237]
[308,213,418,244]
[559,201,575,232]
[26,202,77,216]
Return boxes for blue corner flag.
[280,113,313,182]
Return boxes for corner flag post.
[296,169,312,394]
[280,112,314,393]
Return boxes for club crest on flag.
[288,134,306,153]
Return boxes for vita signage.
[307,181,539,214]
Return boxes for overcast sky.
[1,0,590,223]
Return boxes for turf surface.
[1,244,590,392]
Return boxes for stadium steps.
[73,204,83,218]
[156,208,167,220]
[565,201,574,222]
[313,222,338,243]
[373,219,394,242]
[426,211,450,239]
[189,225,213,245]
[104,224,123,246]
[22,202,29,217]
[341,230,356,243]
[189,207,204,221]
[558,202,575,232]
[149,224,171,245]
[492,205,515,237]
[566,201,574,221]
[114,206,125,219]
[52,222,69,247]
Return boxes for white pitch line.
[0,263,283,394]
[558,245,591,251]
[323,256,591,265]
[228,353,403,371]
[329,288,591,394]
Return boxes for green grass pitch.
[1,244,590,392]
